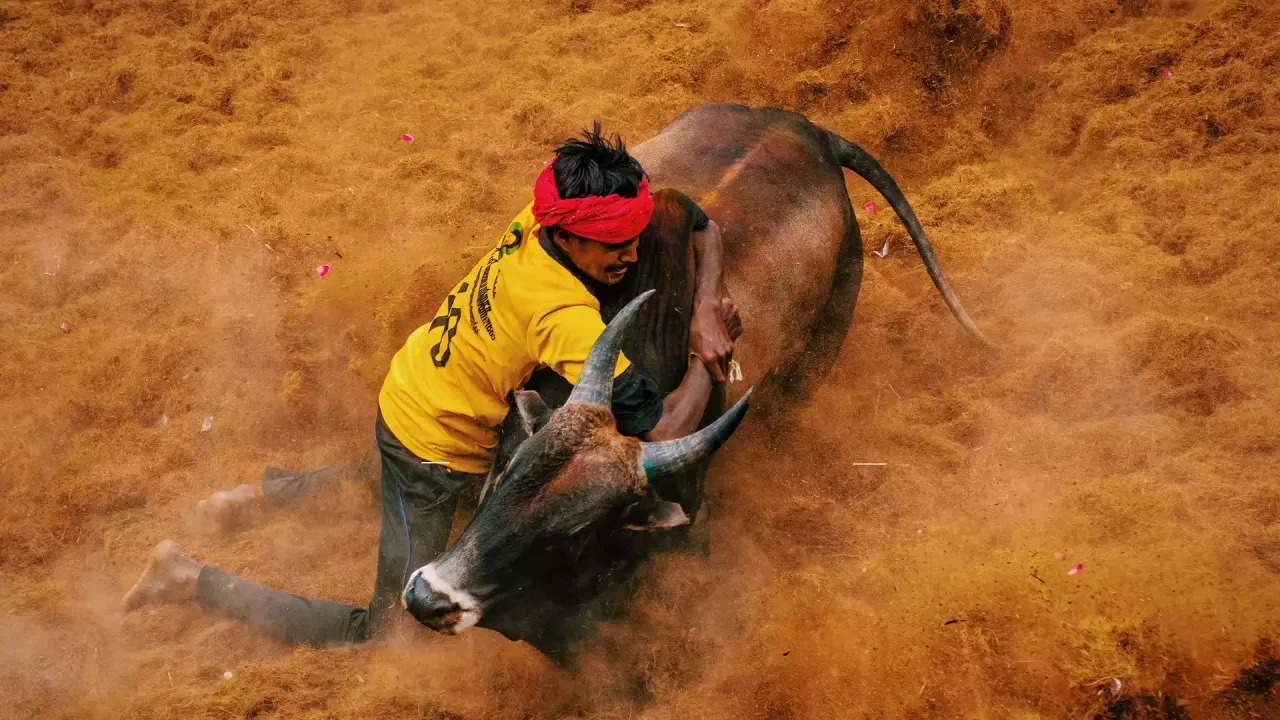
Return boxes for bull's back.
[633,104,857,395]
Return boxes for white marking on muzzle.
[401,563,481,632]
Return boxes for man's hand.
[720,295,742,342]
[690,295,738,382]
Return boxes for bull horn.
[640,388,753,479]
[567,289,656,407]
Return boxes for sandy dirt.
[2,0,1279,717]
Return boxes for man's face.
[555,232,639,286]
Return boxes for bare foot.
[122,540,201,611]
[196,483,264,533]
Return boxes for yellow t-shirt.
[378,203,631,474]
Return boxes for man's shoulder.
[503,229,599,317]
[502,202,538,245]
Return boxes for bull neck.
[538,227,607,297]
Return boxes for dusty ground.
[2,0,1279,717]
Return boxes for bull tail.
[824,129,992,346]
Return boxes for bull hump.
[643,123,829,209]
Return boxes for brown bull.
[402,103,985,660]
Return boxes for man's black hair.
[551,122,646,200]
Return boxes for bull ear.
[514,390,551,435]
[622,499,690,531]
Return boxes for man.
[122,124,740,646]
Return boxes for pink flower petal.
[1160,68,1171,78]
[59,321,70,333]
[1067,563,1084,575]
[316,264,330,278]
[864,201,875,214]
[402,133,414,142]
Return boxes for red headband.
[530,160,653,244]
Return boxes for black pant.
[258,465,340,509]
[195,413,483,645]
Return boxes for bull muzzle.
[401,564,481,634]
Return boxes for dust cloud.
[2,0,1278,717]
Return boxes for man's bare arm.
[689,219,736,381]
[641,355,713,442]
[693,219,726,304]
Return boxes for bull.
[402,103,986,660]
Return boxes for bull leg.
[598,189,723,521]
[777,206,864,399]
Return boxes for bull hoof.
[122,540,201,611]
[196,483,263,534]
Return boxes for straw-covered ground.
[2,0,1278,717]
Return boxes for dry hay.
[2,0,1279,717]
